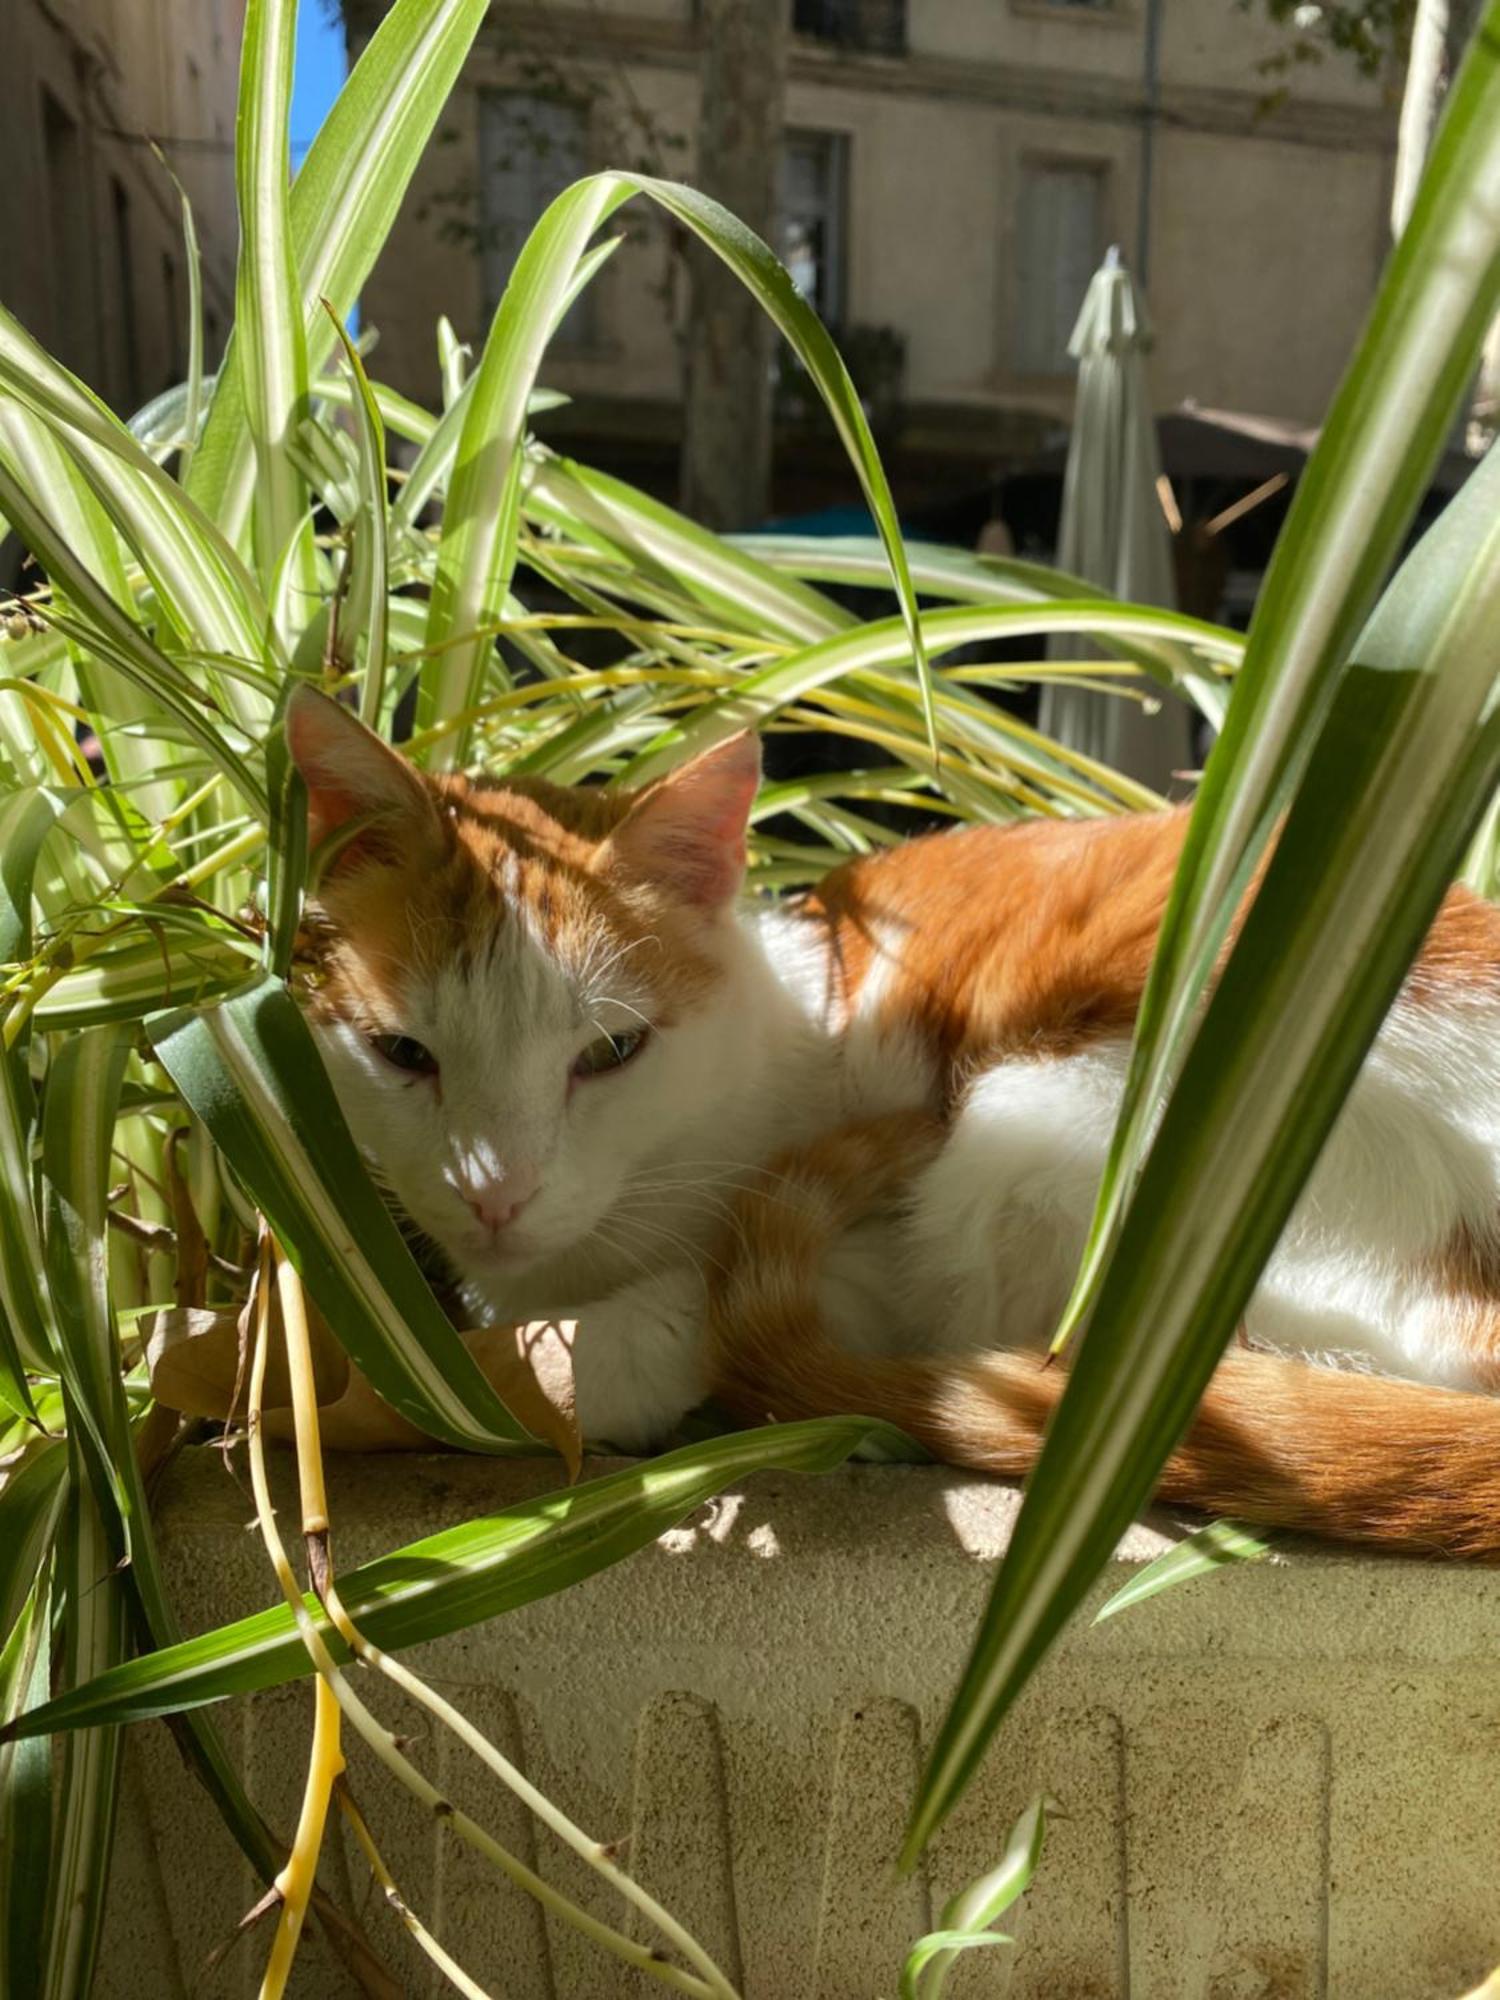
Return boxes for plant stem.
[260,1675,344,2000]
[276,1251,739,1998]
[335,1780,496,2000]
[335,1622,740,1998]
[257,1242,724,2000]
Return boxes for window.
[792,0,906,55]
[42,90,89,379]
[477,93,593,340]
[1013,161,1104,374]
[111,178,141,410]
[780,130,849,326]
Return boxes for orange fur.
[803,813,1176,1076]
[707,1111,1500,1559]
[804,808,1500,1085]
[302,766,724,1034]
[287,691,1500,1548]
[710,813,1500,1559]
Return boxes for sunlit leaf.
[909,114,1500,1853]
[149,978,533,1451]
[1092,1518,1274,1624]
[13,1416,906,1732]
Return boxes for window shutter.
[1015,163,1103,373]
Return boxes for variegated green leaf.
[615,600,1235,792]
[1093,1519,1274,1624]
[740,531,1234,725]
[1058,0,1500,1360]
[0,466,267,814]
[420,177,633,764]
[148,977,532,1450]
[1,1573,56,2000]
[0,1443,67,1656]
[909,235,1500,1865]
[0,786,73,1405]
[189,0,493,544]
[37,1448,127,2000]
[901,1796,1048,2000]
[234,0,316,628]
[0,306,276,724]
[326,314,390,727]
[0,406,178,818]
[10,1416,906,1732]
[528,455,854,645]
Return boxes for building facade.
[0,0,245,412]
[350,0,1399,521]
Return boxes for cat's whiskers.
[588,1218,664,1290]
[613,1207,724,1271]
[603,1204,729,1281]
[579,928,660,998]
[621,1173,740,1211]
[626,1175,733,1210]
[630,1160,808,1216]
[614,1186,748,1252]
[590,1212,727,1294]
[634,1154,809,1194]
[599,995,654,1034]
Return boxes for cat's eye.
[572,1028,649,1079]
[370,1033,439,1077]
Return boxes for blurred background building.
[0,0,1423,637]
[342,0,1402,575]
[0,0,244,412]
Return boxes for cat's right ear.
[284,685,442,877]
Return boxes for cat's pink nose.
[464,1183,535,1233]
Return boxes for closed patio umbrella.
[1037,246,1194,794]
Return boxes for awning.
[1010,399,1479,494]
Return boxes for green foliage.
[898,1795,1050,1999]
[1092,1519,1275,1624]
[10,1417,907,1736]
[1241,0,1414,79]
[905,0,1500,1861]
[1,0,1497,1989]
[0,2,1228,1983]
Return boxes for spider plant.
[2,0,1497,1991]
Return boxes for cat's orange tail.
[707,1113,1500,1560]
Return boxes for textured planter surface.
[98,1449,1500,1999]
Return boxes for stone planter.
[98,1450,1500,1999]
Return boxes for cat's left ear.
[284,684,442,875]
[606,731,760,908]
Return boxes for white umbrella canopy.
[1037,246,1195,794]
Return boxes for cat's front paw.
[566,1287,710,1453]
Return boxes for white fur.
[900,1045,1130,1356]
[317,878,1500,1448]
[896,992,1500,1395]
[314,896,840,1446]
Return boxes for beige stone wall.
[1149,125,1391,419]
[0,0,244,411]
[100,1448,1500,1999]
[356,0,1397,441]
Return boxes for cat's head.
[285,686,761,1282]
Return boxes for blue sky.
[291,6,347,167]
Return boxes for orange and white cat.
[288,686,1500,1557]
